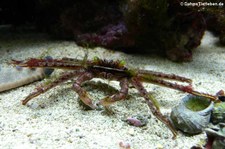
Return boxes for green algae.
[185,96,211,111]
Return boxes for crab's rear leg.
[22,71,82,105]
[130,77,177,139]
[72,72,97,109]
[99,78,129,107]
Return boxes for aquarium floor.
[0,31,224,149]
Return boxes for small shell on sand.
[170,95,214,134]
[125,114,150,127]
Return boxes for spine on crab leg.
[141,76,218,102]
[11,58,84,70]
[130,77,177,139]
[138,70,192,83]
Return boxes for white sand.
[0,31,224,149]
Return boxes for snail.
[170,95,214,134]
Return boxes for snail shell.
[170,95,214,134]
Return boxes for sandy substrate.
[0,31,224,149]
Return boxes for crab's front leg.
[138,71,218,102]
[99,78,129,107]
[73,72,97,109]
[22,71,81,105]
[130,77,177,139]
[146,77,218,102]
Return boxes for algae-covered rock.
[1,0,224,60]
[211,102,225,124]
[205,123,225,149]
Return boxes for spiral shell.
[170,95,214,134]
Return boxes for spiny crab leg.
[140,76,218,102]
[72,72,97,109]
[138,70,192,83]
[152,79,218,101]
[130,77,177,139]
[11,58,85,70]
[22,71,83,105]
[99,78,129,106]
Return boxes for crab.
[11,56,219,139]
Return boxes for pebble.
[127,128,135,136]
